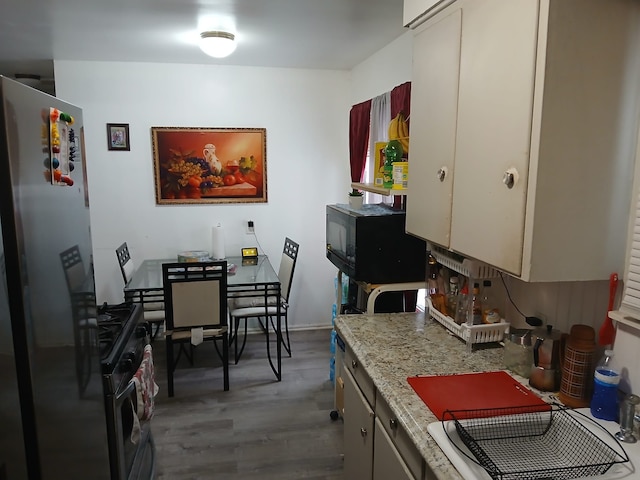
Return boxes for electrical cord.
[498,271,544,326]
[499,271,526,319]
[251,229,266,257]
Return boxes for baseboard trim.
[242,323,333,335]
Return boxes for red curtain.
[390,81,412,209]
[390,81,411,120]
[349,99,372,183]
[348,82,411,186]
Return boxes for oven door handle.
[116,379,136,405]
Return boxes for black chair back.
[115,242,131,284]
[279,237,299,303]
[60,245,85,292]
[162,261,228,332]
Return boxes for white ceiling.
[0,0,408,87]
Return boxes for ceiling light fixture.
[199,31,236,58]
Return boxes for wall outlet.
[246,220,254,234]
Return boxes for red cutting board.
[407,371,549,420]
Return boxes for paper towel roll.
[211,225,226,260]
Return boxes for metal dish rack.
[442,405,629,480]
[428,244,509,351]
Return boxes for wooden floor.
[151,328,344,480]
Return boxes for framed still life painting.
[151,127,267,204]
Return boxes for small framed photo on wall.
[107,123,130,151]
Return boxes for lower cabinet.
[375,391,423,479]
[373,417,415,480]
[341,345,424,480]
[343,368,374,480]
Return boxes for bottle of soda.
[383,140,403,189]
[454,283,469,325]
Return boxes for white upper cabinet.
[403,0,453,27]
[405,8,461,247]
[406,0,640,282]
[450,0,538,276]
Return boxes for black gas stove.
[98,301,155,480]
[97,302,142,366]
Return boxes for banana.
[397,112,410,155]
[399,112,409,139]
[388,114,399,141]
[388,112,410,155]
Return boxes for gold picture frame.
[151,127,267,204]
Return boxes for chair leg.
[234,317,250,364]
[263,315,281,381]
[166,336,175,398]
[267,314,291,357]
[188,344,195,366]
[212,335,230,391]
[257,317,267,334]
[228,317,235,344]
[283,312,291,357]
[152,321,164,342]
[231,316,238,362]
[223,333,229,391]
[173,341,193,367]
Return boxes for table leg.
[276,284,281,381]
[264,285,282,381]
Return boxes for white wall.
[53,60,352,330]
[350,31,414,104]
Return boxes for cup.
[504,329,532,378]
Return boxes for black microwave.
[326,203,426,284]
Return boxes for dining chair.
[162,261,229,396]
[116,242,165,339]
[60,245,97,396]
[229,237,299,364]
[115,241,133,284]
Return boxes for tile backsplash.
[501,275,639,394]
[502,276,612,333]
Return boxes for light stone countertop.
[334,312,509,480]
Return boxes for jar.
[504,329,533,378]
[446,277,459,318]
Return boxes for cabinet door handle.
[437,167,448,182]
[502,167,519,189]
[389,418,398,430]
[351,359,358,369]
[360,427,368,437]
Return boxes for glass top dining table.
[123,255,283,380]
[124,255,278,291]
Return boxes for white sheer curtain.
[365,92,391,204]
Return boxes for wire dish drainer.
[428,243,509,351]
[442,405,629,480]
